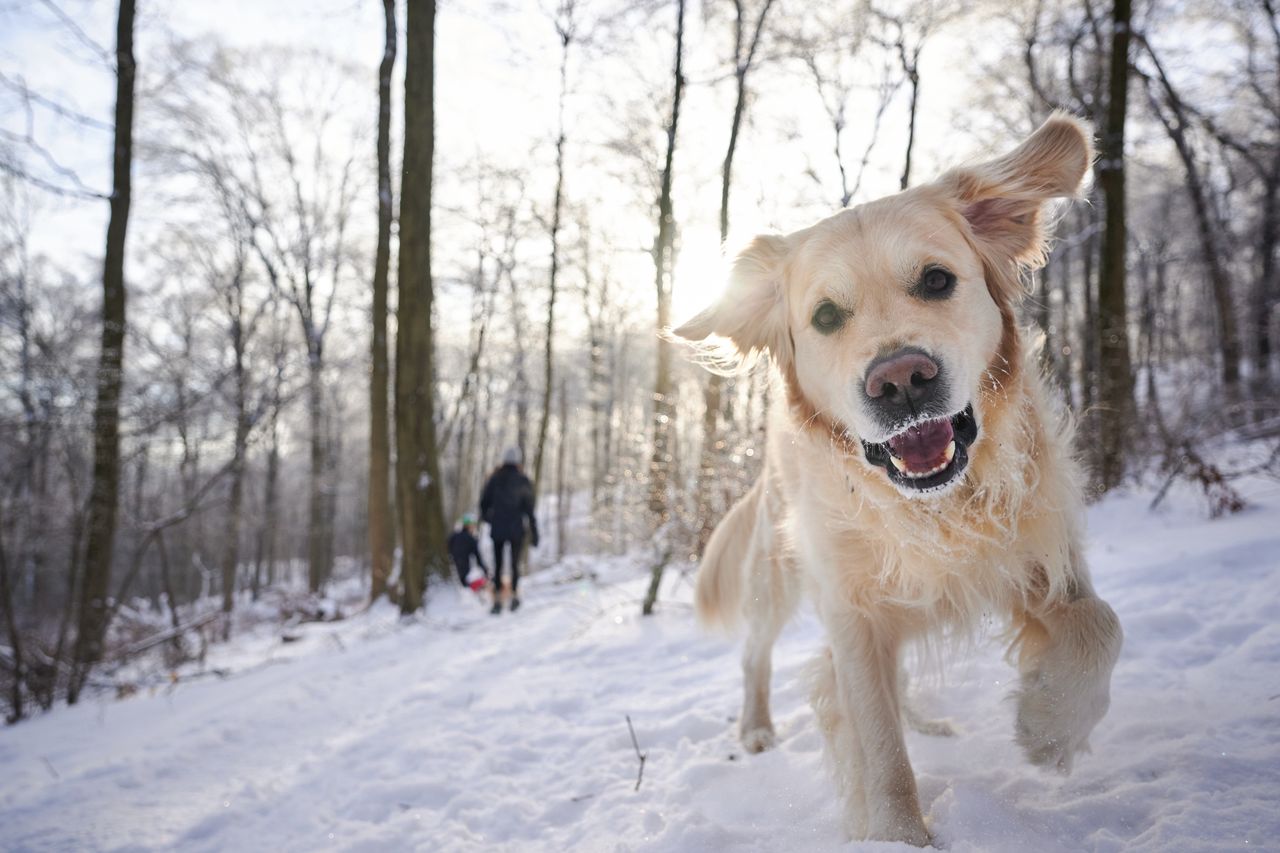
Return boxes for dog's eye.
[811,300,845,334]
[917,266,957,300]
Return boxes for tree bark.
[1258,170,1278,373]
[534,6,575,498]
[1056,237,1075,407]
[259,392,281,592]
[643,0,687,616]
[1094,0,1136,492]
[1081,214,1098,415]
[0,506,24,722]
[1255,0,1280,374]
[396,0,449,613]
[900,62,920,190]
[219,263,249,639]
[647,0,687,526]
[369,0,397,602]
[70,0,135,704]
[306,357,328,592]
[555,377,570,559]
[1037,254,1054,374]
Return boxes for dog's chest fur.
[766,369,1081,629]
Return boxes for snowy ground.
[3,475,1280,852]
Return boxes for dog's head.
[674,115,1092,498]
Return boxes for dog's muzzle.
[860,404,979,493]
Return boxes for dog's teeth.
[891,443,959,479]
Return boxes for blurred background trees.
[1,0,1278,720]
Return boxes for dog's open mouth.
[860,405,978,493]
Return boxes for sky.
[0,0,1117,340]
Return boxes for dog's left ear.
[939,113,1093,282]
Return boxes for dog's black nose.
[864,347,944,421]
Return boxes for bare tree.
[1094,0,1136,491]
[1139,43,1243,389]
[868,0,956,190]
[69,0,135,704]
[532,1,578,498]
[216,59,362,595]
[396,0,449,612]
[209,221,256,638]
[643,0,688,616]
[369,0,397,602]
[697,0,776,555]
[786,5,898,208]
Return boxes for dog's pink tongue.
[887,418,954,471]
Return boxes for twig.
[38,0,114,68]
[1148,456,1186,511]
[625,713,646,792]
[110,611,220,661]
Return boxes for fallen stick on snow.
[626,714,647,792]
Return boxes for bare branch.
[37,0,114,69]
[0,71,113,130]
[625,714,647,792]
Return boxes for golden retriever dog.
[673,115,1122,846]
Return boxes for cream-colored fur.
[678,115,1122,846]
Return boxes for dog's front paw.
[1014,666,1108,774]
[741,725,776,753]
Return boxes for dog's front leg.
[1012,588,1122,773]
[826,617,930,846]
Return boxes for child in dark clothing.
[448,514,488,592]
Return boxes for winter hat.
[459,513,477,527]
[502,446,523,465]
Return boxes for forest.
[1,0,1278,729]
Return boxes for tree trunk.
[69,0,135,704]
[323,399,341,584]
[534,14,573,497]
[1255,170,1278,374]
[369,0,397,602]
[219,281,248,639]
[1056,237,1075,407]
[508,269,531,456]
[260,401,281,591]
[555,377,570,559]
[1037,255,1054,376]
[643,0,687,616]
[900,64,920,190]
[1081,216,1098,415]
[306,356,328,592]
[396,0,449,613]
[0,506,25,722]
[696,0,774,557]
[1094,0,1135,492]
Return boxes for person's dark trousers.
[453,556,470,587]
[492,535,524,594]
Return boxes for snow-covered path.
[3,480,1280,852]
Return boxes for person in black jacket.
[479,446,539,614]
[447,514,487,590]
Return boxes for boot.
[509,596,521,612]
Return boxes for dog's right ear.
[669,234,791,370]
